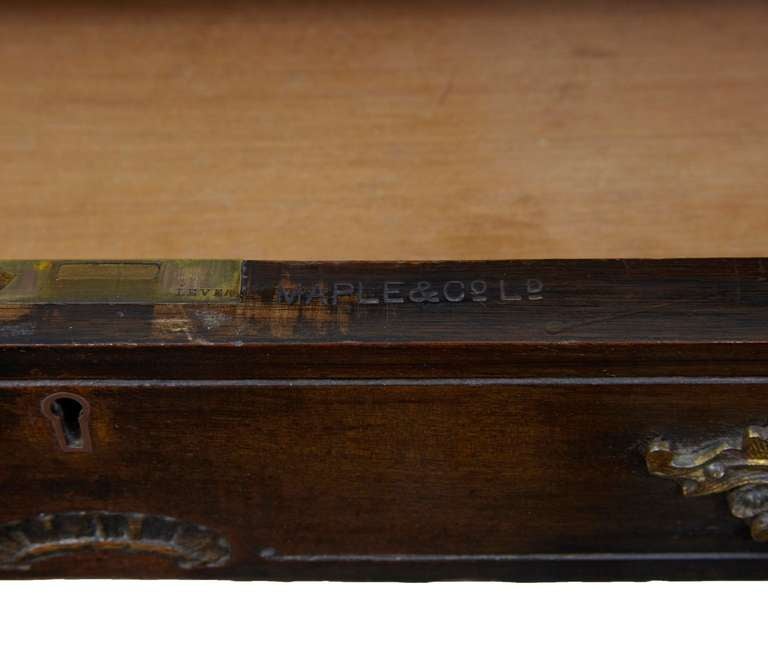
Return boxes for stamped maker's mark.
[275,278,544,306]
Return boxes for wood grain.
[1,1,767,260]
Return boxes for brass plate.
[0,260,242,304]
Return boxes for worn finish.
[0,260,241,304]
[0,258,767,347]
[1,1,768,261]
[0,259,767,580]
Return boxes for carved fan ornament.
[646,426,768,541]
[0,511,230,570]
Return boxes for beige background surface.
[1,1,766,260]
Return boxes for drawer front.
[1,379,767,580]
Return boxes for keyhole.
[41,393,92,452]
[51,398,83,447]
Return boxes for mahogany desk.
[1,2,767,580]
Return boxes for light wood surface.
[1,1,766,260]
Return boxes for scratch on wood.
[152,305,195,342]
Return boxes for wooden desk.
[2,2,768,581]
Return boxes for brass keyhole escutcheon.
[41,393,92,452]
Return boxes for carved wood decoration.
[646,427,768,541]
[0,512,231,571]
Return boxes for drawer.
[0,380,765,580]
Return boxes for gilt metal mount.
[646,426,768,541]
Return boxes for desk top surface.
[1,1,767,260]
